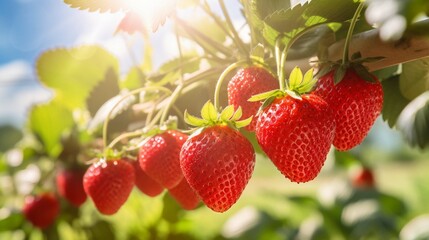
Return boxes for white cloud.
[0,85,52,125]
[0,60,52,125]
[0,60,32,84]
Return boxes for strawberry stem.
[213,60,249,110]
[102,86,172,158]
[275,37,286,91]
[218,0,248,56]
[160,84,184,125]
[342,2,365,65]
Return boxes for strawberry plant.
[1,0,429,239]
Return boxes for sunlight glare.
[124,0,176,31]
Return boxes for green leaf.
[399,57,429,100]
[259,96,276,113]
[220,105,235,121]
[381,76,410,128]
[285,90,302,100]
[159,54,201,75]
[29,101,74,157]
[184,110,207,127]
[288,67,303,90]
[63,0,128,13]
[235,116,253,129]
[334,65,347,84]
[231,107,243,121]
[86,68,120,117]
[303,68,314,84]
[200,101,218,122]
[294,68,317,93]
[0,125,22,152]
[252,0,360,46]
[36,46,119,109]
[248,89,282,102]
[397,91,429,149]
[121,67,144,90]
[334,150,360,169]
[372,65,399,81]
[250,43,265,63]
[351,52,362,61]
[352,64,377,83]
[87,91,136,133]
[378,193,406,216]
[0,210,24,232]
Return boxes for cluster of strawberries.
[22,65,384,228]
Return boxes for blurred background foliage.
[1,0,429,239]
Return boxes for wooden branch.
[285,19,429,72]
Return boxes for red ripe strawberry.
[352,167,375,188]
[180,125,255,213]
[23,193,59,229]
[83,159,135,215]
[314,69,383,151]
[227,66,279,131]
[56,168,87,207]
[139,130,187,189]
[168,178,200,210]
[256,94,335,183]
[132,160,164,197]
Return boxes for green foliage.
[397,91,429,149]
[0,125,22,152]
[86,68,121,117]
[400,57,429,100]
[28,101,74,157]
[251,0,359,46]
[36,46,119,109]
[0,210,24,232]
[381,76,411,128]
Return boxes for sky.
[0,0,245,127]
[0,0,125,126]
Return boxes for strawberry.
[132,160,164,197]
[227,66,279,131]
[56,168,87,207]
[139,130,187,189]
[255,94,335,183]
[83,159,135,215]
[168,178,200,210]
[116,11,145,34]
[22,193,60,229]
[180,125,255,212]
[352,167,375,188]
[314,68,383,151]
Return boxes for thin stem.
[214,60,250,110]
[218,0,248,55]
[107,130,144,149]
[275,37,285,91]
[201,1,234,39]
[343,2,365,64]
[160,84,184,124]
[102,86,172,156]
[174,14,185,85]
[176,17,231,57]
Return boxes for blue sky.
[0,0,245,126]
[0,0,125,125]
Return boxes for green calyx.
[317,52,384,85]
[249,67,317,110]
[248,66,317,114]
[184,100,252,129]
